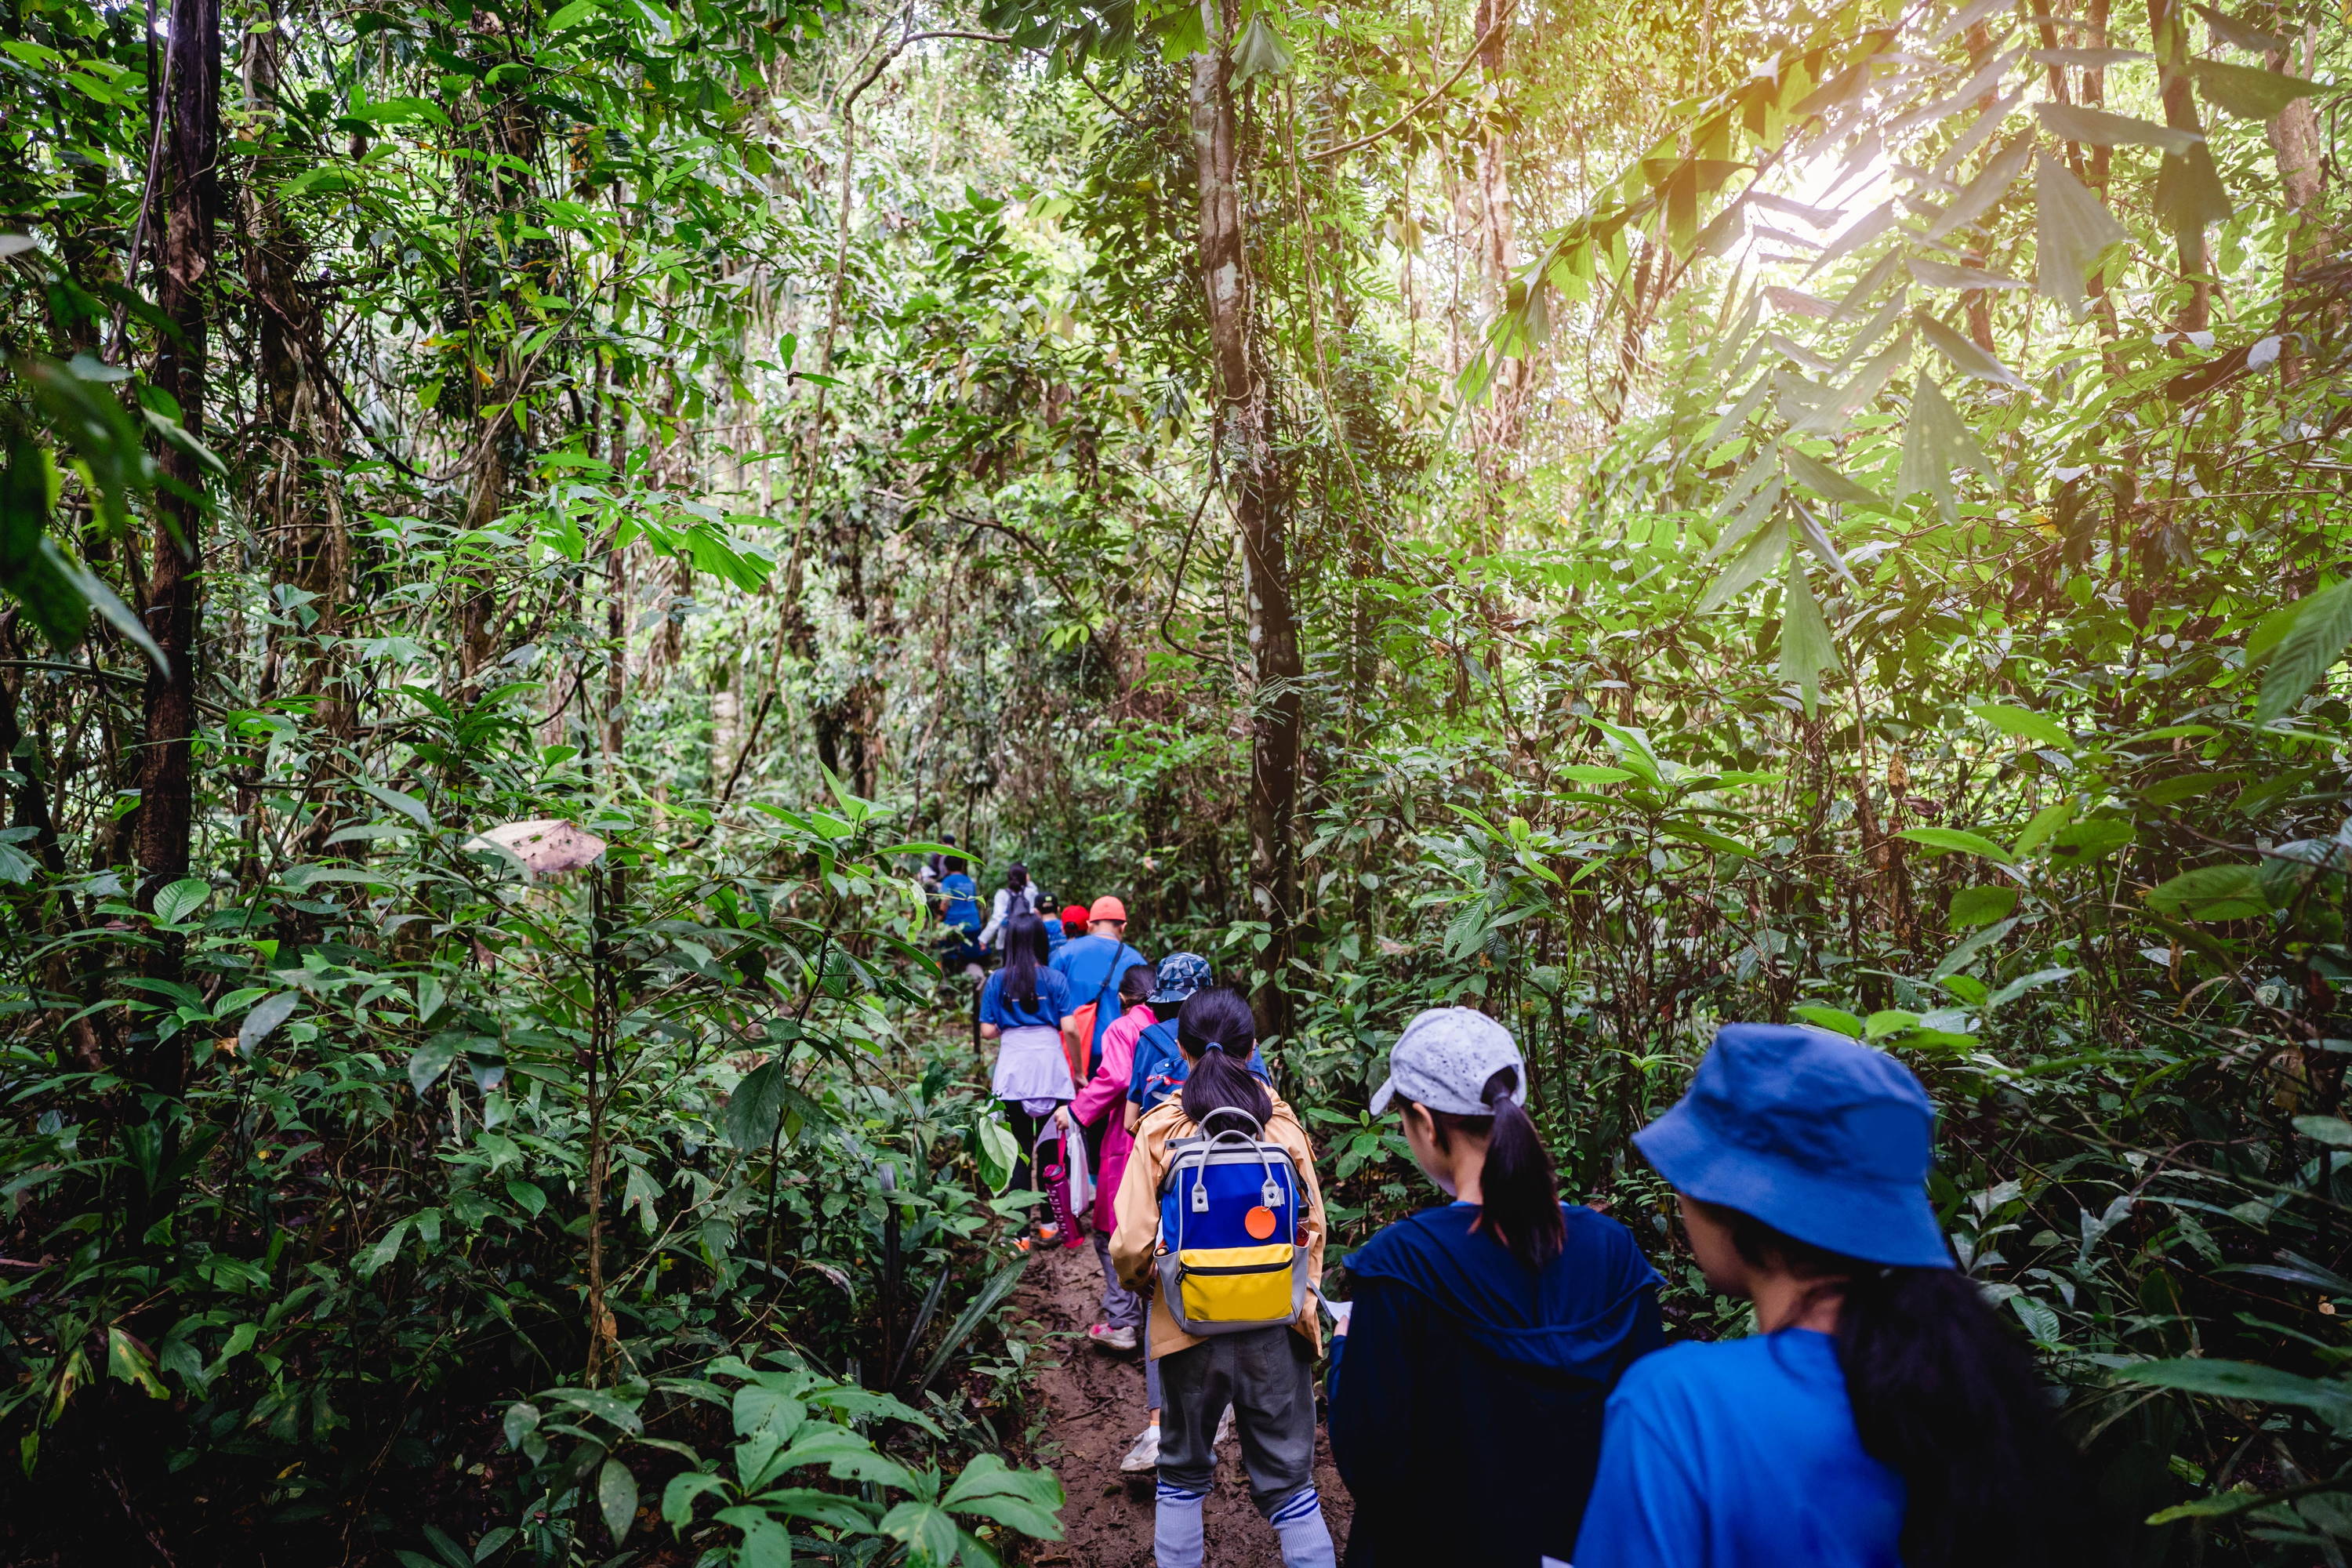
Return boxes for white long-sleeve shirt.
[977,884,1050,949]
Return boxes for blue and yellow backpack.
[1153,1108,1308,1335]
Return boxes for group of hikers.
[931,857,2096,1568]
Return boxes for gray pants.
[1091,1232,1145,1330]
[1155,1323,1317,1512]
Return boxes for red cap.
[1061,905,1089,929]
[1088,895,1128,923]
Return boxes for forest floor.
[1014,1238,1353,1566]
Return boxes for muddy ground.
[1014,1238,1353,1566]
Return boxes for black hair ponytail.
[1425,1066,1564,1270]
[1176,985,1272,1129]
[1474,1068,1564,1270]
[1000,913,1049,1008]
[1715,1207,2097,1568]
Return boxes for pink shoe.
[1087,1323,1138,1352]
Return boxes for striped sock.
[1269,1487,1335,1568]
[1154,1482,1207,1568]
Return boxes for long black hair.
[1002,862,1031,914]
[1704,1202,2098,1568]
[1000,913,1048,1008]
[1425,1065,1563,1270]
[1176,985,1272,1130]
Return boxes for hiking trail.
[1014,1237,1354,1566]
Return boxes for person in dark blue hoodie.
[1326,1007,1662,1566]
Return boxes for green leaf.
[973,1113,1018,1196]
[502,1402,539,1450]
[1949,885,2019,929]
[543,0,599,29]
[1705,476,1784,563]
[715,1509,796,1568]
[2117,1359,2352,1428]
[1696,517,1786,612]
[1985,966,2073,1010]
[2013,800,2074,856]
[597,1457,638,1544]
[750,1486,879,1531]
[2144,865,2265,920]
[408,1033,461,1098]
[2156,144,2234,237]
[2034,154,2129,319]
[2191,2,2286,50]
[2032,101,2202,152]
[2051,817,2134,861]
[151,877,210,926]
[505,1178,547,1218]
[1782,448,1889,512]
[2294,1116,2352,1150]
[107,1327,169,1398]
[1790,339,1909,436]
[661,1471,728,1530]
[1970,702,2069,749]
[1556,764,1635,785]
[238,993,299,1056]
[1864,1009,1922,1040]
[2256,579,2352,723]
[2190,59,2323,121]
[1895,375,1993,523]
[1927,135,2032,239]
[878,1500,961,1566]
[1896,826,2016,863]
[1229,14,1294,84]
[1791,1004,1865,1038]
[1777,556,1840,715]
[1915,310,2027,390]
[726,1061,788,1152]
[359,780,432,827]
[356,1220,412,1278]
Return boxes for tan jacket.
[1110,1094,1327,1360]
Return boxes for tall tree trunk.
[135,0,220,1096]
[1192,7,1303,1035]
[2147,0,2212,330]
[1469,0,1528,538]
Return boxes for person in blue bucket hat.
[1569,1023,2097,1568]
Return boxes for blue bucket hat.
[1147,952,1210,1007]
[1633,1023,1953,1269]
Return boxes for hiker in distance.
[977,861,1050,953]
[1112,985,1338,1568]
[975,911,1073,1232]
[1569,1024,2099,1568]
[1326,1007,1662,1566]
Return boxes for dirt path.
[1016,1239,1352,1567]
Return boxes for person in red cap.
[1049,895,1149,1083]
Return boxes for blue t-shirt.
[978,967,1071,1033]
[1048,935,1149,1069]
[1044,916,1068,954]
[1571,1329,1905,1568]
[1127,1018,1272,1109]
[940,873,981,932]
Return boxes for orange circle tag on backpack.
[1244,1205,1278,1240]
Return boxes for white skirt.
[993,1025,1075,1111]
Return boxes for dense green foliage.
[1,0,2347,1559]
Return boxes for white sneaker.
[1120,1424,1162,1472]
[1088,1323,1138,1352]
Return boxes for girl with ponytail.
[1326,1008,1663,1566]
[1109,986,1338,1568]
[1572,1023,2099,1568]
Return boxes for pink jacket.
[1072,1004,1154,1232]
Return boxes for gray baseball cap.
[1370,1007,1527,1116]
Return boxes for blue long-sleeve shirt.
[1327,1202,1664,1566]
